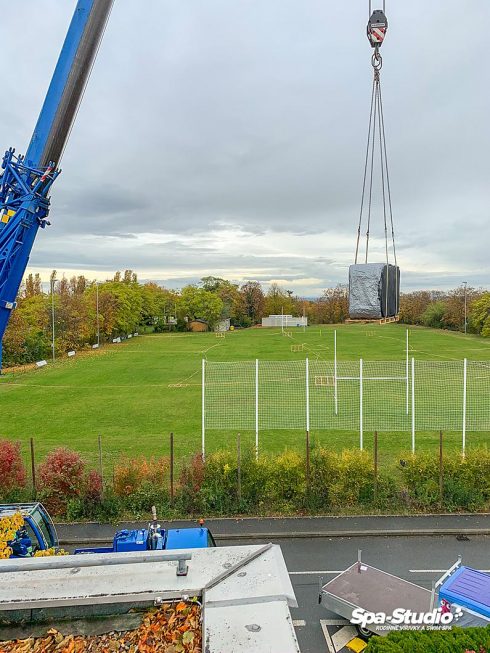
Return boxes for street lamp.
[462,281,467,334]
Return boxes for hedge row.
[366,627,490,652]
[1,440,490,519]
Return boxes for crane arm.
[0,0,114,368]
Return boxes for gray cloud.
[1,0,489,295]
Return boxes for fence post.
[255,359,259,460]
[359,358,363,450]
[30,437,36,495]
[98,434,104,496]
[462,358,467,456]
[334,330,338,415]
[374,431,378,504]
[306,357,311,499]
[202,359,206,461]
[306,357,310,434]
[237,432,242,508]
[411,357,415,453]
[170,432,174,506]
[439,430,444,506]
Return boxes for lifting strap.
[354,3,399,316]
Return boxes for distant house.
[262,314,308,328]
[189,319,208,332]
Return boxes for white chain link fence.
[202,358,490,455]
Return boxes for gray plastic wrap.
[349,263,400,319]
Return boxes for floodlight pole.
[50,273,56,363]
[334,330,338,416]
[411,357,415,453]
[306,357,310,434]
[255,358,259,459]
[463,281,467,334]
[462,358,467,456]
[202,358,206,461]
[359,358,363,450]
[406,329,409,415]
[96,281,100,347]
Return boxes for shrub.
[177,454,206,515]
[37,448,86,515]
[113,456,168,497]
[400,449,490,511]
[197,451,238,514]
[84,469,103,508]
[308,448,398,512]
[264,450,306,512]
[0,440,26,496]
[366,627,490,651]
[308,447,337,510]
[113,456,170,518]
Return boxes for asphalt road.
[56,513,490,542]
[264,534,490,652]
[56,516,490,653]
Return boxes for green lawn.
[1,323,489,470]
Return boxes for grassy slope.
[1,324,489,468]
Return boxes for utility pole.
[463,281,467,334]
[50,272,56,362]
[96,281,100,347]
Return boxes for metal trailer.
[320,557,432,638]
[320,554,490,641]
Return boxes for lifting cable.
[354,2,398,314]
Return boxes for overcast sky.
[2,1,489,296]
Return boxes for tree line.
[3,272,490,367]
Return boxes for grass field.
[1,323,490,470]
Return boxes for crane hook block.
[367,10,388,48]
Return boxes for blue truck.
[1,503,216,557]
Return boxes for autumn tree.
[240,281,265,324]
[178,286,223,329]
[399,291,434,325]
[469,293,490,337]
[314,285,349,324]
[264,283,295,316]
[23,273,43,298]
[443,285,481,332]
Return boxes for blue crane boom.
[0,0,114,369]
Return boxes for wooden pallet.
[345,315,400,325]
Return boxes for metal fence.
[202,359,490,455]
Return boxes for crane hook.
[367,8,388,49]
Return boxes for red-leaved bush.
[37,448,86,514]
[0,440,26,495]
[84,469,103,508]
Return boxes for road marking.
[323,619,351,626]
[410,569,490,573]
[289,570,342,575]
[320,619,336,653]
[292,619,306,627]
